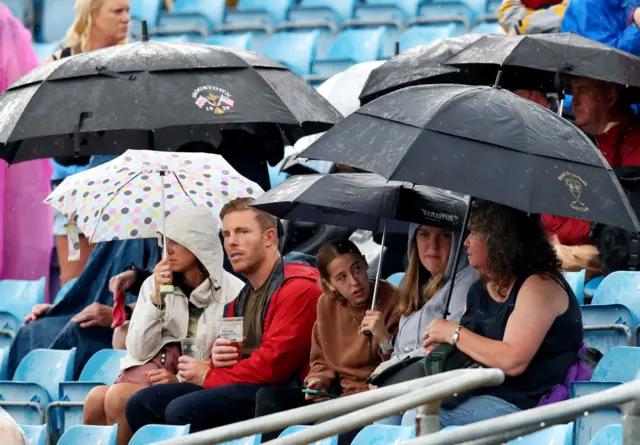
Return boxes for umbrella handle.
[441,197,475,320]
[159,171,174,297]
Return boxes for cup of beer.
[217,317,244,360]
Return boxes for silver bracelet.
[451,325,462,346]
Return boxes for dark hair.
[316,239,365,299]
[468,200,562,296]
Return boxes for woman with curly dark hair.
[422,200,583,426]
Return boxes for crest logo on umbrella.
[192,85,235,115]
[559,171,589,213]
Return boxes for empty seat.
[581,271,640,354]
[57,424,118,445]
[393,23,465,55]
[0,348,75,425]
[354,0,421,23]
[564,269,586,305]
[312,27,386,78]
[20,423,48,445]
[505,423,573,445]
[288,0,357,27]
[279,425,337,445]
[50,349,127,433]
[129,424,191,445]
[0,278,46,328]
[589,424,622,445]
[157,0,226,33]
[422,0,488,22]
[224,0,295,26]
[386,273,405,287]
[205,32,254,50]
[352,425,415,445]
[262,30,320,76]
[39,0,75,42]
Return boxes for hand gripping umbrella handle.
[362,219,388,338]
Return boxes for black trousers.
[255,387,363,445]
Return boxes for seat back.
[57,425,118,445]
[279,425,337,445]
[420,2,473,22]
[591,346,640,382]
[469,20,502,34]
[225,0,294,25]
[351,425,415,445]
[289,0,357,26]
[398,24,463,51]
[0,278,46,322]
[220,434,262,445]
[0,311,20,334]
[14,348,76,398]
[581,305,638,353]
[592,271,640,316]
[426,0,487,20]
[564,269,586,305]
[506,423,573,445]
[386,272,405,287]
[130,0,162,25]
[262,30,319,76]
[0,347,8,380]
[355,0,421,22]
[314,27,386,76]
[3,0,25,21]
[21,423,48,445]
[40,0,75,42]
[589,424,622,445]
[570,381,621,445]
[53,278,77,306]
[78,349,128,383]
[158,0,226,32]
[129,424,191,445]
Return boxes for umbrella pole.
[493,70,503,89]
[441,197,475,320]
[159,171,174,298]
[371,218,388,311]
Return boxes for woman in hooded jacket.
[82,206,244,445]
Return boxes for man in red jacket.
[125,198,322,433]
[543,77,640,250]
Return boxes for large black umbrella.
[445,33,640,89]
[252,172,468,310]
[300,84,640,233]
[0,32,342,163]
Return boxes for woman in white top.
[83,206,244,445]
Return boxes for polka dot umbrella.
[44,149,263,261]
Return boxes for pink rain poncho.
[0,4,53,294]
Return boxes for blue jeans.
[381,396,521,428]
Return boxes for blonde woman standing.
[46,0,130,286]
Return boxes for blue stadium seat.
[205,32,254,50]
[0,348,9,380]
[279,425,337,445]
[0,278,46,325]
[584,276,605,300]
[422,0,488,22]
[39,0,75,42]
[157,0,226,33]
[565,269,586,305]
[589,424,622,445]
[354,0,421,23]
[506,423,573,445]
[571,381,621,445]
[53,278,77,306]
[21,424,48,445]
[581,272,640,354]
[312,27,386,78]
[149,33,205,43]
[392,23,465,56]
[224,0,295,26]
[57,425,118,445]
[129,424,191,445]
[130,0,163,26]
[220,434,262,445]
[0,348,75,425]
[32,42,61,63]
[262,30,320,76]
[2,0,25,21]
[470,18,502,34]
[387,273,405,287]
[50,349,127,433]
[288,0,357,27]
[486,0,501,13]
[0,310,20,335]
[352,425,415,445]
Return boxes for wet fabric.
[7,238,159,379]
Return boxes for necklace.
[347,304,365,335]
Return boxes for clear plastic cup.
[218,317,244,360]
[180,337,198,359]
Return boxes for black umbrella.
[252,172,468,309]
[445,33,640,90]
[359,34,490,105]
[300,84,639,233]
[0,27,342,164]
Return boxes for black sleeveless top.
[459,272,583,410]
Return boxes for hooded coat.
[121,207,244,369]
[380,224,479,370]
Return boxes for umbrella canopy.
[445,33,640,90]
[45,149,263,259]
[300,84,640,232]
[251,173,468,232]
[0,41,342,163]
[359,34,492,105]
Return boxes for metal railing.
[153,368,504,445]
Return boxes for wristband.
[451,326,462,346]
[379,335,394,352]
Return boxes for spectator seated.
[262,30,320,76]
[129,424,191,445]
[287,0,357,28]
[20,424,47,445]
[0,348,75,425]
[581,271,640,354]
[311,27,386,79]
[205,32,254,50]
[156,0,225,34]
[57,424,117,445]
[0,278,46,324]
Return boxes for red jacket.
[203,257,321,389]
[543,118,640,245]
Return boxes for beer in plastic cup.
[218,317,243,360]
